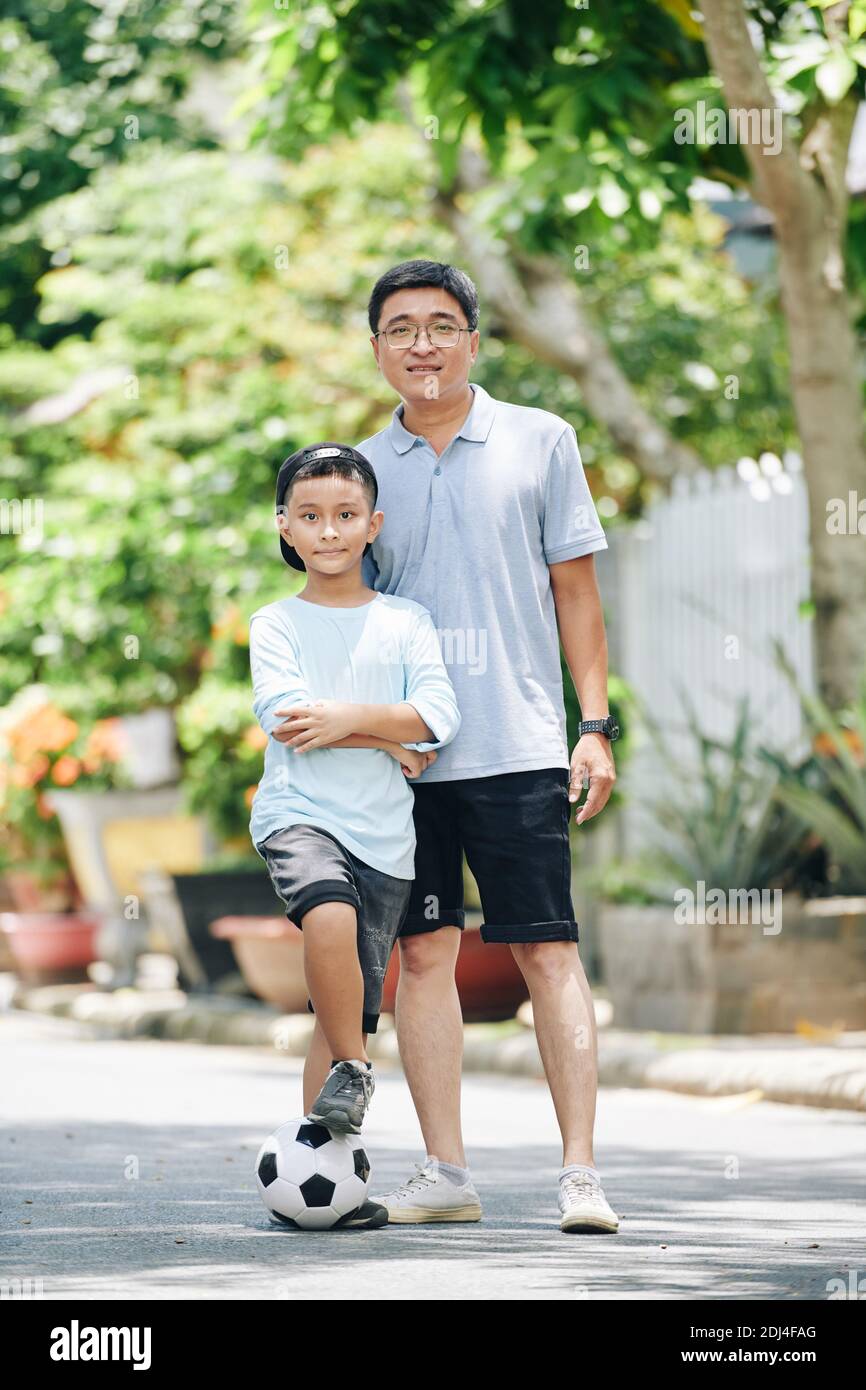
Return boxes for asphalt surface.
[2,1010,864,1301]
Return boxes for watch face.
[605,717,620,740]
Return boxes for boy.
[248,443,460,1167]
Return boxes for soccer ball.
[255,1118,371,1230]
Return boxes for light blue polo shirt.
[357,382,607,782]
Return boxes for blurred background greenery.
[1,0,863,893]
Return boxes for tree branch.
[431,150,702,480]
[699,0,816,224]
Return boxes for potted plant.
[764,653,866,898]
[0,687,122,980]
[0,684,209,985]
[595,694,866,1033]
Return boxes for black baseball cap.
[275,442,379,571]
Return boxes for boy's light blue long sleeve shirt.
[248,591,461,879]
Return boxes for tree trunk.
[701,0,866,708]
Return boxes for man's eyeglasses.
[374,322,472,349]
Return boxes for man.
[356,259,619,1234]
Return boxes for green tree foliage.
[0,125,794,837]
[0,0,239,339]
[245,0,866,324]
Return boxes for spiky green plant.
[767,647,866,894]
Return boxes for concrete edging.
[10,984,866,1114]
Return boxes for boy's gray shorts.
[257,824,411,1034]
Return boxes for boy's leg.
[257,825,371,1126]
[301,900,367,1064]
[302,900,374,1133]
[304,1017,367,1115]
[306,856,408,1135]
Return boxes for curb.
[10,983,866,1113]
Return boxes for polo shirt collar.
[388,382,496,454]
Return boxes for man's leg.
[509,939,598,1166]
[456,769,607,1173]
[374,921,481,1222]
[395,925,466,1167]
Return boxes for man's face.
[278,473,382,576]
[371,286,479,406]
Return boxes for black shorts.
[403,767,579,945]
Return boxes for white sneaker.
[559,1171,619,1233]
[373,1158,482,1224]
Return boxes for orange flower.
[9,703,78,760]
[211,603,241,641]
[51,755,81,786]
[35,793,55,819]
[244,784,258,808]
[12,753,51,788]
[813,729,865,764]
[84,718,125,764]
[241,724,268,751]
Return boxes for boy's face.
[371,286,478,407]
[278,473,382,576]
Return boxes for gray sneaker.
[307,1059,374,1134]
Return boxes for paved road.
[2,1009,864,1300]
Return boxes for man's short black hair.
[368,259,479,334]
[283,457,377,511]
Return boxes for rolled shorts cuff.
[290,879,361,926]
[306,998,380,1035]
[400,908,465,937]
[480,919,580,944]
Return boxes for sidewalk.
[8,975,866,1114]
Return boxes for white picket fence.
[593,460,815,854]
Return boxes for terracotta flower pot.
[381,922,529,1023]
[0,911,101,985]
[209,915,308,1014]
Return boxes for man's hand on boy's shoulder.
[273,700,357,750]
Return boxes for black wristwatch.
[578,715,620,742]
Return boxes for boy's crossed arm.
[328,731,437,776]
[272,702,437,776]
[251,605,459,778]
